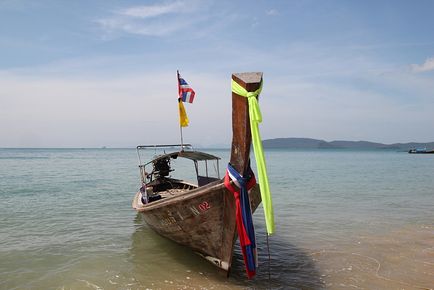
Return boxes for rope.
[266,232,271,280]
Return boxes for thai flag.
[178,71,195,103]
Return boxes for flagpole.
[177,70,194,151]
[177,70,184,151]
[180,121,184,151]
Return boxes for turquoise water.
[1,148,433,289]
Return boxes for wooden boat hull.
[132,72,265,275]
[132,180,261,272]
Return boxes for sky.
[1,0,434,148]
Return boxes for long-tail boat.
[408,148,434,154]
[132,72,263,275]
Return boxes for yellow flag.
[178,98,189,127]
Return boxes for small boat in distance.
[408,148,434,154]
[132,72,264,276]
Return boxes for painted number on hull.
[198,201,211,212]
[161,216,176,226]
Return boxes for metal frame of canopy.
[136,144,221,186]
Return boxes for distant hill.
[262,138,434,151]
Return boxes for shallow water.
[0,148,433,289]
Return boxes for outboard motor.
[153,157,171,178]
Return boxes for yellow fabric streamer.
[178,99,189,127]
[231,79,275,235]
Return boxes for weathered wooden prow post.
[230,72,263,174]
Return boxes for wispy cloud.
[119,1,185,18]
[96,17,190,36]
[96,0,205,37]
[266,9,278,16]
[411,56,434,73]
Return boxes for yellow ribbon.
[232,79,275,235]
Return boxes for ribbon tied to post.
[231,79,275,235]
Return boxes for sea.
[0,148,433,290]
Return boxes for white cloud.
[96,0,205,37]
[0,67,232,147]
[411,56,434,73]
[262,77,434,143]
[119,1,185,18]
[96,17,188,36]
[2,39,434,147]
[266,9,278,16]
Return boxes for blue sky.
[1,0,434,147]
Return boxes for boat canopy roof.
[136,144,220,166]
[151,150,220,163]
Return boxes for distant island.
[262,137,434,151]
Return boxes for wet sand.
[311,224,434,289]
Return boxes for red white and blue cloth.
[224,163,257,279]
[178,72,195,103]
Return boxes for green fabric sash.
[232,79,275,235]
